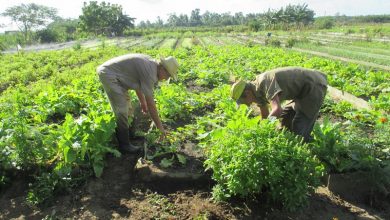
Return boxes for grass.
[159,38,178,49]
[138,37,164,48]
[295,42,390,66]
[181,38,193,48]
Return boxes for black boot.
[119,143,143,155]
[116,128,142,155]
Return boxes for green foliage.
[155,82,201,122]
[314,17,335,29]
[265,38,281,47]
[2,3,58,42]
[0,46,128,205]
[143,129,187,168]
[0,41,5,51]
[0,43,388,210]
[202,106,324,210]
[248,20,262,32]
[285,37,297,48]
[79,1,135,36]
[37,19,78,43]
[73,41,82,50]
[310,119,351,172]
[311,118,390,173]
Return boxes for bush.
[265,38,281,47]
[202,107,324,210]
[285,37,297,48]
[72,41,81,50]
[314,17,335,29]
[0,42,5,52]
[346,29,355,34]
[154,83,201,122]
[248,20,262,32]
[37,29,62,43]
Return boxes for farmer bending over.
[97,54,179,154]
[230,67,327,142]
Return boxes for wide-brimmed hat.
[160,56,179,80]
[230,80,246,101]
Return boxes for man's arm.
[144,95,166,139]
[136,89,148,114]
[269,94,283,118]
[259,105,269,119]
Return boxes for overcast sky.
[1,0,389,32]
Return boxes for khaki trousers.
[280,85,327,142]
[97,66,134,147]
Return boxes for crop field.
[1,31,390,219]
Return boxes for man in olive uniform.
[230,67,328,142]
[97,54,179,153]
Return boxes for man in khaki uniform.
[97,54,179,154]
[230,67,327,142]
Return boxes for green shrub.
[310,118,390,173]
[202,106,324,210]
[154,82,201,122]
[265,38,281,47]
[72,41,82,50]
[285,37,297,48]
[248,20,262,32]
[0,41,5,51]
[314,17,334,29]
[310,119,351,172]
[346,29,356,34]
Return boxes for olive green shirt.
[98,54,158,97]
[252,67,328,118]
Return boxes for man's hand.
[136,90,148,115]
[140,102,148,115]
[145,94,166,144]
[158,129,167,143]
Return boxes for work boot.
[116,127,142,155]
[119,143,143,155]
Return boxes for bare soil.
[1,147,390,220]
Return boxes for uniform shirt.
[98,54,158,97]
[252,67,328,118]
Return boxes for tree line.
[139,4,315,31]
[1,1,389,48]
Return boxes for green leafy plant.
[155,82,200,122]
[310,119,352,172]
[202,106,324,210]
[143,129,187,168]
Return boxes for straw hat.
[230,80,246,101]
[160,56,179,80]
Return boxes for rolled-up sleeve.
[265,77,282,100]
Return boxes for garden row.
[0,43,389,209]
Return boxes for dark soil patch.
[2,153,389,219]
[185,79,212,93]
[327,171,390,213]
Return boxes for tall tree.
[179,14,189,26]
[2,3,58,42]
[79,1,135,36]
[190,8,202,26]
[295,3,315,28]
[155,16,164,28]
[167,13,180,27]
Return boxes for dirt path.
[291,48,390,71]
